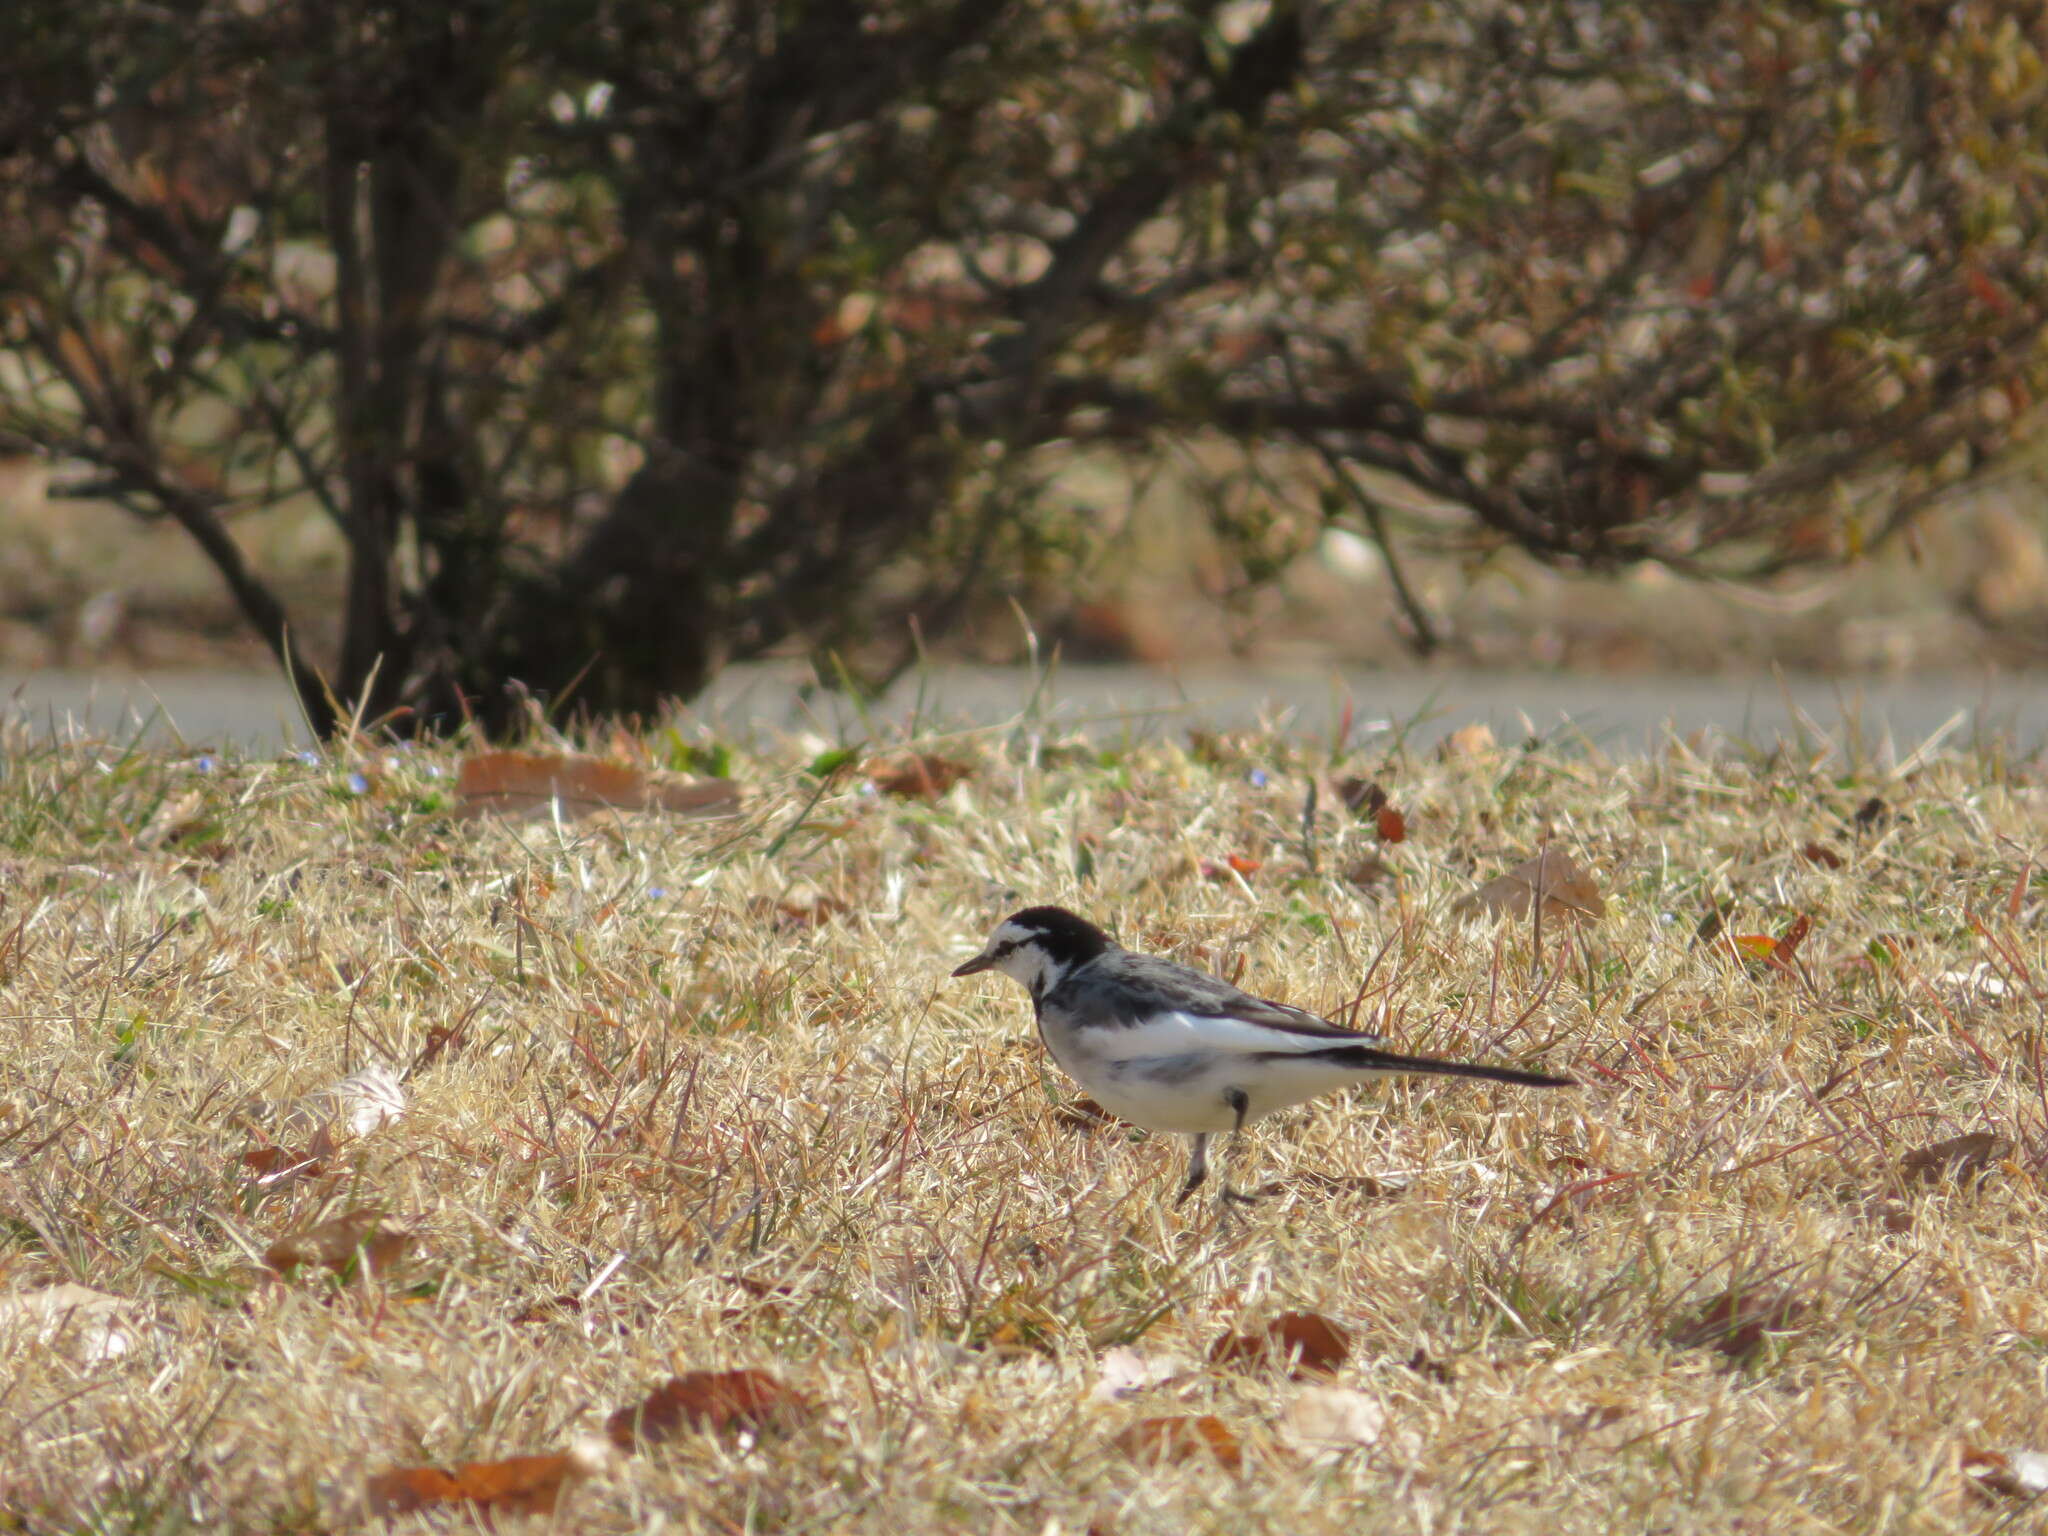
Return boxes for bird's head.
[951,905,1113,995]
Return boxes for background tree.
[1,1,2043,735]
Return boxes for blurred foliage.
[0,1,2044,730]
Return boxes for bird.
[951,905,1575,1204]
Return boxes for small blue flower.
[193,755,218,774]
[647,886,669,900]
[295,750,320,767]
[1248,769,1269,788]
[345,772,370,795]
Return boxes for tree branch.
[993,2,1308,378]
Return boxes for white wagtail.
[952,905,1575,1204]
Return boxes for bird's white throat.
[1000,941,1074,999]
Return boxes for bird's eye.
[994,940,1017,958]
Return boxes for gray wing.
[1090,951,1379,1040]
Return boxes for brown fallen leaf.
[510,1294,583,1325]
[1667,1286,1807,1361]
[1343,855,1393,891]
[605,1370,808,1449]
[1336,778,1388,816]
[1112,1415,1242,1471]
[1901,1131,2012,1188]
[1801,840,1844,870]
[1375,806,1407,844]
[1767,913,1812,971]
[1964,1446,2048,1501]
[1054,1096,1127,1132]
[253,1067,406,1175]
[264,1209,414,1275]
[455,750,739,821]
[237,1144,328,1187]
[1852,795,1889,830]
[1200,853,1262,882]
[365,1440,612,1519]
[1209,1311,1351,1378]
[1455,847,1606,922]
[866,753,973,799]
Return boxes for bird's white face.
[951,918,1068,995]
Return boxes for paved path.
[3,663,2039,760]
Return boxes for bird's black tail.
[1303,1045,1574,1089]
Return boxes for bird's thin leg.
[1175,1134,1210,1207]
[1218,1088,1256,1204]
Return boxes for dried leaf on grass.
[1728,914,1812,973]
[1667,1287,1808,1361]
[1333,779,1408,841]
[867,753,973,799]
[455,751,740,821]
[1901,1131,2011,1188]
[510,1294,584,1325]
[1801,840,1844,870]
[1112,1415,1242,1471]
[264,1209,414,1275]
[1767,913,1812,969]
[1093,1346,1189,1402]
[255,1066,406,1174]
[1282,1385,1384,1448]
[1455,848,1605,922]
[1055,1096,1128,1133]
[604,1370,808,1449]
[365,1439,613,1519]
[1200,853,1262,881]
[1209,1312,1351,1378]
[1964,1447,2048,1501]
[0,1283,138,1364]
[238,1145,328,1186]
[1343,855,1393,891]
[1336,778,1388,816]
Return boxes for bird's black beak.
[951,952,995,978]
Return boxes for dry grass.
[1,711,2045,1534]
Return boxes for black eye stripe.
[994,939,1019,957]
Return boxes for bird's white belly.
[1045,1033,1368,1134]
